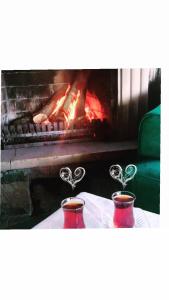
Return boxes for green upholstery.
[129,105,160,214]
[129,160,160,213]
[138,105,160,159]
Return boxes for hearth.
[1,69,117,149]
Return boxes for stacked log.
[33,70,91,126]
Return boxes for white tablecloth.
[33,192,160,229]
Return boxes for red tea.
[113,194,135,228]
[114,195,133,203]
[63,202,83,210]
[62,199,85,229]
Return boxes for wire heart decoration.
[60,167,86,190]
[109,164,137,189]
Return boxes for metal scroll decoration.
[59,167,86,190]
[109,164,137,190]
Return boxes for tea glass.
[61,197,85,229]
[112,191,135,228]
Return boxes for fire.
[41,93,69,125]
[33,84,70,125]
[63,89,81,128]
[68,90,80,121]
[34,83,106,128]
[85,91,106,122]
[52,85,70,116]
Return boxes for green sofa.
[129,105,160,214]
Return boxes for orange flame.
[50,84,70,117]
[85,91,105,122]
[38,85,106,128]
[63,90,81,128]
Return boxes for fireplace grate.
[1,120,97,149]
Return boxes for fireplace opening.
[1,69,118,148]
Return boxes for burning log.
[62,71,91,128]
[33,70,91,127]
[33,85,70,124]
[63,70,90,109]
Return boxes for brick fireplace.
[1,69,118,149]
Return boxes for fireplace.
[1,69,118,149]
[2,68,153,229]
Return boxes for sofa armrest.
[138,105,160,159]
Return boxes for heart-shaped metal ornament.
[109,164,137,189]
[59,167,86,190]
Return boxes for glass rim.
[61,197,85,211]
[112,191,136,203]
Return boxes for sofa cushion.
[138,105,160,159]
[129,160,160,213]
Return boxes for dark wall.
[148,68,161,110]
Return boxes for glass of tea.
[112,191,136,228]
[61,197,86,229]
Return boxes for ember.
[85,91,106,122]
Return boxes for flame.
[50,84,70,118]
[36,84,106,128]
[63,90,81,128]
[34,84,71,124]
[85,91,106,122]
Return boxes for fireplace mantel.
[1,140,137,172]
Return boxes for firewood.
[33,85,70,124]
[48,72,89,123]
[62,70,90,113]
[33,70,91,125]
[47,88,70,123]
[59,71,89,129]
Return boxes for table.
[33,192,160,229]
